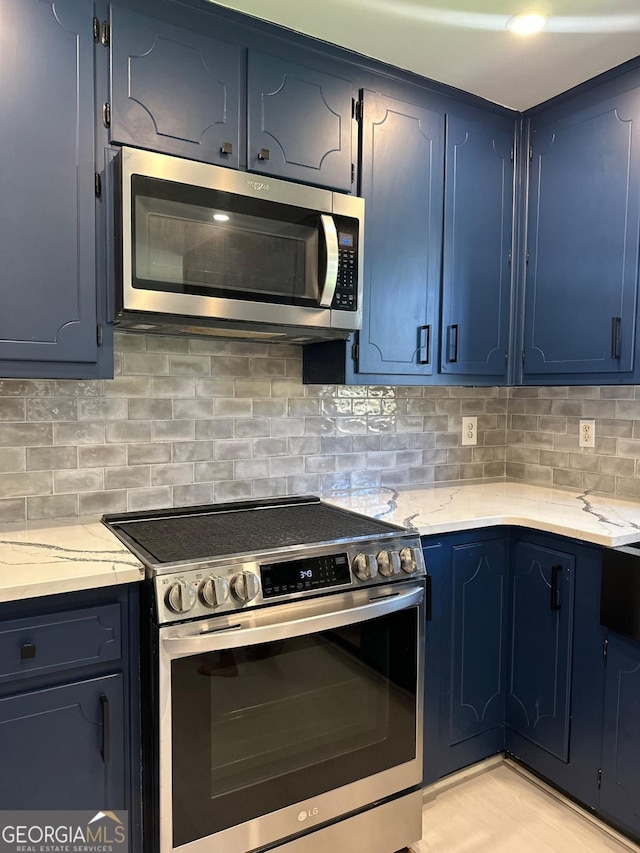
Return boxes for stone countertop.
[323,481,640,548]
[3,481,640,604]
[0,517,144,604]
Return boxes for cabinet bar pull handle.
[550,564,562,612]
[611,317,622,359]
[425,574,433,621]
[418,325,431,364]
[258,148,270,161]
[100,695,110,763]
[448,324,459,363]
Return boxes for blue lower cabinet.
[506,539,575,761]
[439,534,508,777]
[0,585,139,848]
[599,633,640,838]
[422,530,509,783]
[506,534,605,809]
[424,529,605,810]
[0,674,124,810]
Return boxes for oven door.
[158,581,425,853]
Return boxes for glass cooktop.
[103,495,404,565]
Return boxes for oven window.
[170,608,417,848]
[131,175,321,306]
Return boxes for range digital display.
[260,553,351,598]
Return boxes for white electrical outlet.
[579,419,596,448]
[462,416,477,446]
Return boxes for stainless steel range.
[104,495,426,853]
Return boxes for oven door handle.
[161,585,424,658]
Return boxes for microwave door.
[318,214,339,307]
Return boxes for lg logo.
[297,807,319,822]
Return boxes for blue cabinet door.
[0,0,99,370]
[0,674,124,809]
[523,89,640,377]
[599,633,640,837]
[357,91,444,376]
[506,536,604,808]
[506,540,574,762]
[247,51,353,190]
[438,535,508,778]
[440,113,513,379]
[110,5,241,168]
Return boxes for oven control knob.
[166,580,197,614]
[399,547,418,574]
[353,553,378,581]
[377,549,401,577]
[231,571,260,603]
[199,575,230,608]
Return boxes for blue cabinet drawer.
[0,604,121,682]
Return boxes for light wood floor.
[412,763,640,853]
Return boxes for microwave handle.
[318,214,339,307]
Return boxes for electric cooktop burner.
[103,495,404,565]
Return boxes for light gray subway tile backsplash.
[6,332,640,521]
[0,448,26,473]
[27,446,78,471]
[78,445,127,468]
[0,498,27,522]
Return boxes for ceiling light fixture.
[507,11,546,35]
[213,213,230,222]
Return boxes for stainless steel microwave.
[114,147,364,343]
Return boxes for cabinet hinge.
[597,769,602,790]
[100,20,110,47]
[529,144,533,160]
[522,349,525,365]
[351,163,355,184]
[94,172,101,198]
[353,99,363,123]
[603,638,609,661]
[93,16,100,43]
[526,249,530,264]
[505,351,509,363]
[352,342,359,362]
[102,102,111,128]
[510,146,514,162]
[508,250,512,266]
[96,324,103,347]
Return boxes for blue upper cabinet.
[0,0,105,377]
[247,51,354,191]
[440,113,514,379]
[110,5,241,168]
[523,86,640,380]
[506,540,575,762]
[357,90,444,376]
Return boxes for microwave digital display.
[338,232,354,247]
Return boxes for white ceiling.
[210,0,640,111]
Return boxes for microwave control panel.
[332,226,358,311]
